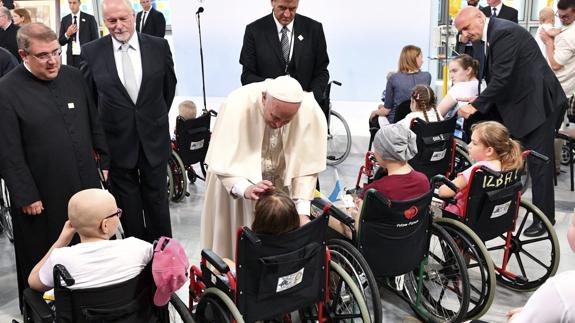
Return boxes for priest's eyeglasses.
[29,48,62,62]
[105,208,123,219]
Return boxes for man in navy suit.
[239,0,329,107]
[481,0,519,23]
[58,0,99,68]
[455,7,566,236]
[80,0,176,243]
[136,0,166,38]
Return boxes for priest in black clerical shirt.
[0,23,109,310]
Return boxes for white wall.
[170,0,434,152]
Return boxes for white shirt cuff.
[294,199,311,216]
[231,179,252,199]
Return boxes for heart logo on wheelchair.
[404,206,418,220]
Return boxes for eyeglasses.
[105,208,123,219]
[28,48,61,62]
[555,12,573,20]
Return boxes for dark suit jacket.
[239,13,329,104]
[0,23,20,62]
[473,18,565,138]
[136,8,166,38]
[79,33,177,169]
[481,4,518,23]
[59,12,99,64]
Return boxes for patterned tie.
[121,43,139,104]
[492,7,497,17]
[72,15,77,41]
[280,26,289,64]
[140,11,147,32]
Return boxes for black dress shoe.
[524,220,546,237]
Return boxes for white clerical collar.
[111,33,140,52]
[71,11,80,18]
[482,18,490,43]
[273,14,294,34]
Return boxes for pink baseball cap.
[152,236,189,306]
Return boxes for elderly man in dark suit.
[58,0,99,68]
[80,0,176,242]
[0,6,19,61]
[239,0,329,107]
[481,0,519,23]
[136,0,166,38]
[455,7,566,236]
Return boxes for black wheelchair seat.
[409,117,458,178]
[174,112,213,168]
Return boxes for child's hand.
[506,307,523,322]
[57,220,76,246]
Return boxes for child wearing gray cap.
[332,124,429,238]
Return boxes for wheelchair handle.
[311,197,355,227]
[54,264,75,287]
[201,249,230,274]
[430,175,458,193]
[524,150,549,163]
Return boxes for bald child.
[28,189,153,292]
[539,7,562,38]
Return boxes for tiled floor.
[1,154,574,322]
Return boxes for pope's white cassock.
[201,78,327,259]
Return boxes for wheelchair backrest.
[409,117,457,178]
[393,99,412,123]
[235,213,329,322]
[461,166,522,241]
[358,189,433,278]
[174,112,212,166]
[54,264,159,323]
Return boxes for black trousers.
[67,54,81,68]
[520,105,564,223]
[109,149,172,243]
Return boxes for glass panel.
[531,0,551,21]
[529,26,539,36]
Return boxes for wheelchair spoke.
[514,252,528,278]
[519,249,550,270]
[519,236,549,245]
[516,210,530,234]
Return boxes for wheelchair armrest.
[54,264,75,287]
[312,197,355,227]
[430,175,458,193]
[201,249,230,274]
[23,289,54,323]
[524,150,550,163]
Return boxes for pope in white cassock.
[201,75,328,259]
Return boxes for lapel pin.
[298,35,304,41]
[82,18,86,22]
[68,103,75,109]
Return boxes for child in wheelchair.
[27,189,153,292]
[222,189,301,270]
[438,121,523,215]
[178,100,197,121]
[396,84,443,129]
[330,123,429,238]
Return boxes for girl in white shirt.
[437,54,480,118]
[397,84,443,129]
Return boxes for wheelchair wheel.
[328,238,382,323]
[195,288,244,323]
[299,261,371,322]
[167,294,194,322]
[435,217,496,320]
[452,146,472,180]
[485,200,560,291]
[167,165,174,201]
[403,223,470,323]
[326,110,352,166]
[560,144,573,165]
[0,181,14,243]
[168,150,188,202]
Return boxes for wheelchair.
[168,110,216,202]
[432,150,561,319]
[0,178,14,242]
[189,213,371,322]
[21,263,193,323]
[312,188,471,323]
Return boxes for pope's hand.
[244,180,274,200]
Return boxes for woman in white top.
[397,84,443,129]
[437,54,480,118]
